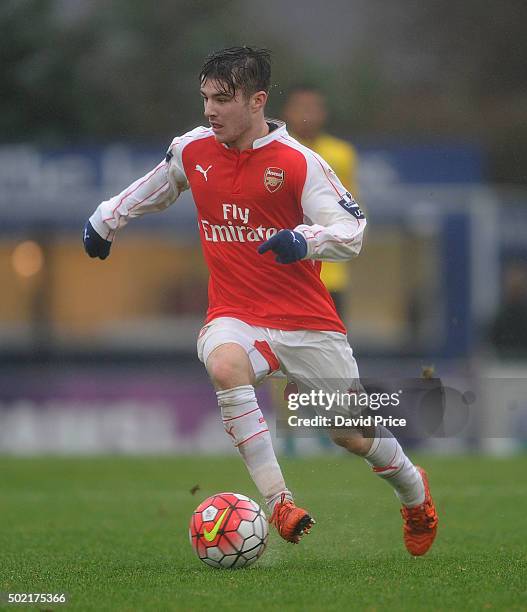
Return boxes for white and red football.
[189,492,268,569]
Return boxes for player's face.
[201,79,254,146]
[282,91,327,141]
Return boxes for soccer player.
[282,84,359,314]
[83,47,438,554]
[278,85,360,455]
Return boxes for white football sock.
[364,425,425,507]
[217,385,292,511]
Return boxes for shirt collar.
[252,120,287,149]
[218,120,288,150]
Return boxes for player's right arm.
[83,137,189,259]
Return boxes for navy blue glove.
[257,229,307,264]
[83,221,112,260]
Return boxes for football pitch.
[1,454,526,611]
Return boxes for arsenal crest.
[264,167,285,193]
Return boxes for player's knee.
[329,430,371,456]
[206,343,255,390]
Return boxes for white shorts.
[197,317,361,397]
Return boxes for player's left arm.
[294,151,366,262]
[258,150,366,264]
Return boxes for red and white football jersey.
[90,123,366,333]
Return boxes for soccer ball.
[189,492,268,569]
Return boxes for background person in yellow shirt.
[276,86,361,454]
[282,85,359,314]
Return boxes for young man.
[83,47,438,554]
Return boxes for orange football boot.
[400,466,438,556]
[270,494,315,544]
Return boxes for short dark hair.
[285,83,325,100]
[200,46,271,98]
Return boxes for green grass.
[1,454,526,611]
